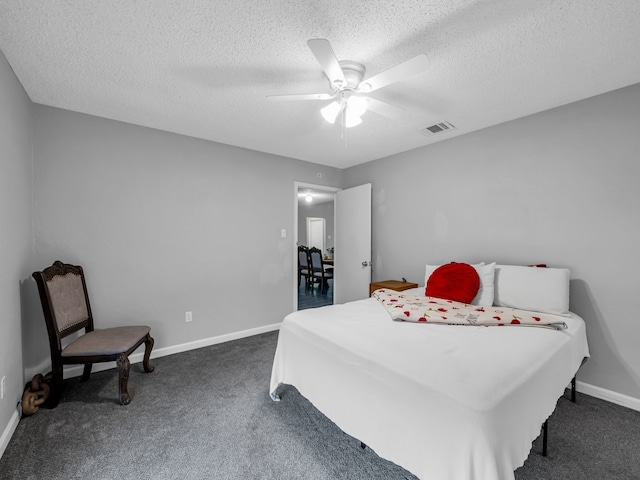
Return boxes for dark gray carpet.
[1,331,639,480]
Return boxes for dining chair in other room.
[32,260,155,407]
[298,245,312,288]
[309,247,333,293]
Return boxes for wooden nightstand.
[369,280,419,296]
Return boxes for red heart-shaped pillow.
[426,262,480,304]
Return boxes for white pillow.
[493,265,570,315]
[471,262,496,306]
[424,262,495,306]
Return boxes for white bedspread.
[270,297,589,480]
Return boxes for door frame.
[293,181,341,311]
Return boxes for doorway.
[295,183,339,311]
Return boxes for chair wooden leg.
[46,365,63,408]
[143,334,155,373]
[116,353,131,405]
[81,363,92,381]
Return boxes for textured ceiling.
[1,1,639,168]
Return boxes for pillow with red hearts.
[426,262,480,304]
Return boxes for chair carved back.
[308,247,323,272]
[33,261,94,352]
[298,245,310,268]
[309,247,324,272]
[308,247,332,293]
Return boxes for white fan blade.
[366,97,404,120]
[359,54,430,92]
[307,39,347,88]
[266,93,334,101]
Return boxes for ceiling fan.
[267,39,430,128]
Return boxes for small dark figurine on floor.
[21,373,51,416]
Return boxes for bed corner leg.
[542,420,548,457]
[571,376,576,403]
[360,442,367,450]
[270,383,283,401]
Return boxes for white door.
[306,217,325,251]
[334,183,372,304]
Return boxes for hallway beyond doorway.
[297,279,333,310]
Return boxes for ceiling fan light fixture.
[347,96,369,118]
[345,111,362,128]
[321,101,342,124]
[359,82,372,93]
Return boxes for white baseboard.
[57,322,282,379]
[0,407,20,460]
[576,380,640,412]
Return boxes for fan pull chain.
[341,106,347,149]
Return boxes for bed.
[270,263,589,480]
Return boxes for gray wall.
[0,52,33,432]
[297,201,335,251]
[24,106,342,372]
[344,83,640,401]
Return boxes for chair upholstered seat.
[62,326,151,357]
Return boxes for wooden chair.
[32,261,155,407]
[309,247,333,293]
[298,245,312,288]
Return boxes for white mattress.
[270,296,589,480]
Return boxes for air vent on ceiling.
[419,121,455,136]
